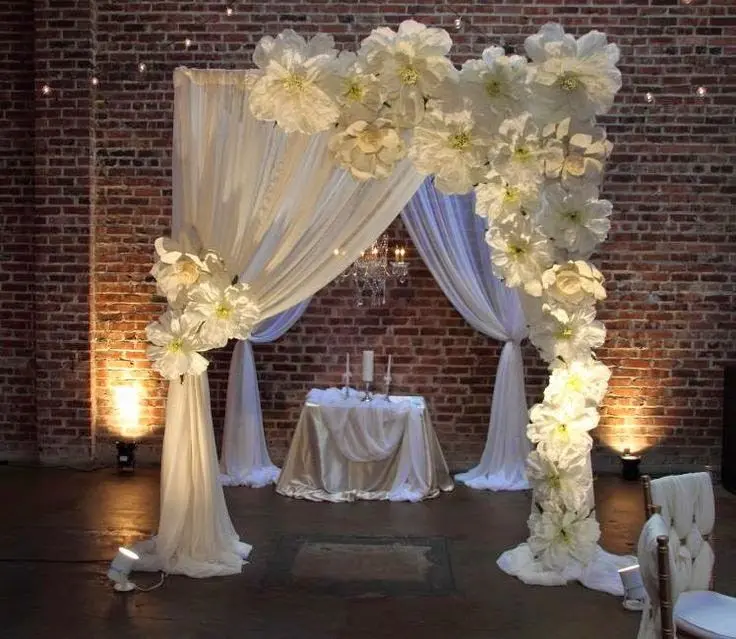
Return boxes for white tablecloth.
[276,388,454,502]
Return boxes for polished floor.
[1,466,734,638]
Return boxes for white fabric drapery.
[219,299,310,487]
[139,67,425,577]
[402,179,530,491]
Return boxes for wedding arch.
[137,20,627,589]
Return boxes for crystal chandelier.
[341,234,409,307]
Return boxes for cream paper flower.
[527,395,599,455]
[528,506,601,571]
[485,218,554,296]
[187,280,261,349]
[539,183,612,257]
[475,175,540,225]
[409,107,491,194]
[541,260,606,307]
[529,304,606,363]
[544,119,613,187]
[250,30,340,134]
[545,357,611,406]
[458,46,530,125]
[150,234,211,308]
[359,20,456,127]
[526,447,591,511]
[489,114,548,188]
[329,118,406,181]
[525,23,621,123]
[146,310,209,380]
[333,51,385,123]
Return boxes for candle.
[345,352,350,378]
[362,350,374,382]
[386,354,392,378]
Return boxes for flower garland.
[146,20,621,572]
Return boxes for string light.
[91,76,99,86]
[696,86,707,97]
[41,83,52,95]
[184,38,192,49]
[645,92,654,104]
[138,62,147,73]
[226,6,234,16]
[454,16,462,30]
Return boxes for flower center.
[548,475,561,490]
[215,303,232,320]
[558,73,580,92]
[514,146,532,162]
[168,338,184,353]
[399,65,419,86]
[556,423,569,437]
[503,186,520,203]
[567,375,584,392]
[558,527,570,542]
[507,243,526,258]
[449,131,471,150]
[485,79,502,97]
[346,81,364,102]
[556,326,574,340]
[564,209,581,223]
[283,72,306,92]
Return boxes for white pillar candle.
[345,352,350,378]
[362,350,374,382]
[386,354,392,378]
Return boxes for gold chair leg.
[657,535,676,639]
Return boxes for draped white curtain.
[138,67,425,577]
[402,179,530,491]
[219,299,310,487]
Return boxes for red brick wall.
[3,0,735,473]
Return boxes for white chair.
[637,472,736,638]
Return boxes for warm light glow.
[119,546,139,560]
[696,86,707,97]
[113,385,142,438]
[138,62,147,73]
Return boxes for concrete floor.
[1,467,734,639]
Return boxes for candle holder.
[383,375,392,401]
[343,371,352,399]
[116,440,137,473]
[361,381,373,402]
[620,448,641,481]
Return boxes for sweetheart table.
[275,387,454,503]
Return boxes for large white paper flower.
[528,506,601,571]
[150,234,212,307]
[187,280,261,349]
[250,30,340,134]
[486,218,554,296]
[527,395,598,454]
[529,304,606,363]
[146,310,209,380]
[539,183,612,257]
[526,447,591,511]
[333,51,385,123]
[525,23,621,123]
[541,260,606,307]
[546,357,611,406]
[489,114,548,188]
[544,119,613,187]
[359,20,456,127]
[475,175,540,225]
[329,118,406,181]
[458,47,530,124]
[409,107,491,194]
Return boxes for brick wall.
[2,0,735,473]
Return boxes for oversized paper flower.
[475,175,540,225]
[526,447,591,511]
[146,310,209,380]
[544,119,613,187]
[333,51,385,122]
[150,233,212,307]
[485,219,554,296]
[529,304,606,363]
[250,30,340,134]
[539,183,612,257]
[546,357,611,406]
[525,23,621,123]
[527,395,599,454]
[457,46,530,124]
[541,260,606,308]
[329,118,406,180]
[528,506,601,571]
[409,107,491,194]
[489,114,548,188]
[359,20,456,127]
[187,280,261,349]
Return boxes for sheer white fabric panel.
[145,68,424,577]
[402,180,530,491]
[220,299,310,487]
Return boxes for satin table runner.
[276,388,454,502]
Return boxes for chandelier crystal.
[341,235,409,307]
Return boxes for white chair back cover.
[637,472,716,639]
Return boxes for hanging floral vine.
[146,19,621,573]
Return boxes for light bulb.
[454,16,462,30]
[226,6,234,15]
[644,92,654,103]
[333,248,339,256]
[696,86,707,97]
[184,38,192,48]
[138,62,147,73]
[91,76,99,86]
[41,83,52,95]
